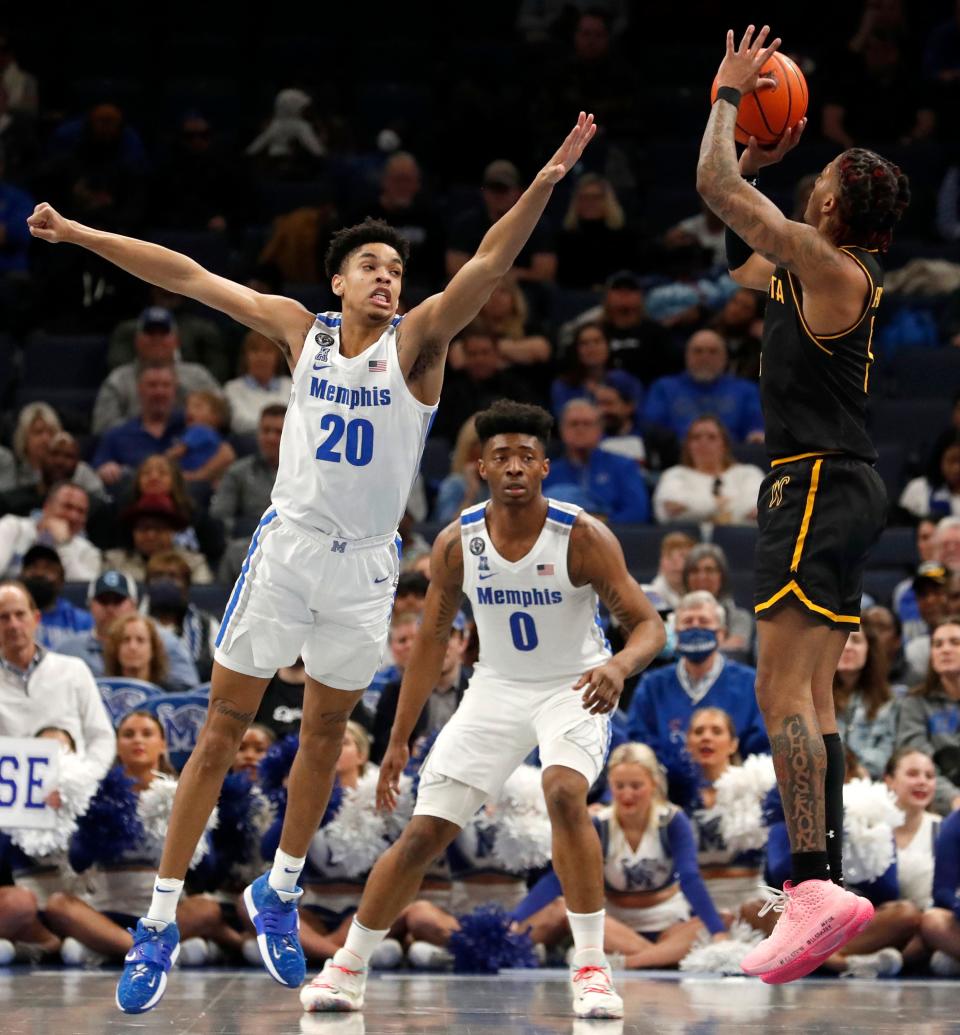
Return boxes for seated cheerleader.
[763,749,934,978]
[515,742,727,967]
[43,711,220,965]
[0,727,88,962]
[919,783,960,974]
[232,724,276,781]
[683,707,766,917]
[400,764,550,970]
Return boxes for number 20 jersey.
[459,499,612,685]
[271,312,437,540]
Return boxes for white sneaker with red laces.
[570,948,624,1020]
[300,950,367,1013]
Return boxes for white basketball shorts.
[213,508,400,690]
[414,670,611,828]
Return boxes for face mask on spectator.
[147,578,189,619]
[22,576,56,611]
[676,626,718,664]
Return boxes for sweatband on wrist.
[715,86,742,108]
[725,225,754,270]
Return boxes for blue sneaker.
[243,872,305,988]
[115,920,180,1014]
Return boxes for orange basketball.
[711,52,808,146]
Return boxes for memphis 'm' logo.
[769,475,790,509]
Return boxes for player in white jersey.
[27,115,597,1015]
[302,401,665,1020]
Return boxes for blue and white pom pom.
[448,904,539,974]
[138,773,218,869]
[680,919,763,976]
[11,753,101,858]
[474,764,552,871]
[705,754,776,854]
[843,778,904,885]
[317,768,388,876]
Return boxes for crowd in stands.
[2,2,960,975]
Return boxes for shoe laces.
[311,963,361,991]
[573,964,611,994]
[756,885,791,919]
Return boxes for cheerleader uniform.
[689,806,765,913]
[446,815,530,915]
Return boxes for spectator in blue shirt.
[544,399,650,522]
[644,329,765,444]
[626,589,768,760]
[0,143,33,274]
[19,544,94,651]
[92,362,185,489]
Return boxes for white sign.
[0,737,61,830]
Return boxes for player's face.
[479,434,548,507]
[804,159,840,227]
[609,763,655,816]
[837,629,869,674]
[687,711,737,767]
[886,751,936,812]
[931,622,960,677]
[334,244,403,322]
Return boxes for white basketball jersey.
[271,313,437,540]
[460,499,611,684]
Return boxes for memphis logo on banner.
[0,737,61,830]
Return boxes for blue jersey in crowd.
[643,371,764,442]
[626,655,769,759]
[543,449,650,523]
[37,597,94,651]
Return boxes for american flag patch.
[536,563,554,576]
[368,359,387,372]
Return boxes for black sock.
[791,850,831,885]
[823,732,845,887]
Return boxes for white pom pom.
[842,778,904,885]
[475,765,552,872]
[137,774,217,869]
[679,919,762,975]
[318,769,390,876]
[712,754,777,853]
[11,754,101,858]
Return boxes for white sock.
[567,908,606,957]
[145,877,184,928]
[269,848,306,896]
[338,918,389,967]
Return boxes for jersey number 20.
[315,414,374,467]
[509,611,539,652]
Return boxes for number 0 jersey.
[459,499,611,684]
[271,312,437,540]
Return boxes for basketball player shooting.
[26,113,596,1016]
[300,400,665,1020]
[696,26,910,983]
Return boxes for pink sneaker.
[741,881,873,983]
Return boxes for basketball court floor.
[1,967,956,1034]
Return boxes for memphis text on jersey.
[310,377,391,410]
[476,587,564,607]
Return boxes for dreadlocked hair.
[835,148,910,253]
[324,217,411,278]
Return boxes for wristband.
[715,86,742,108]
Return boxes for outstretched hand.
[739,118,808,174]
[715,24,781,97]
[376,738,409,812]
[26,202,75,244]
[573,660,625,715]
[540,112,597,185]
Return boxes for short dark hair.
[323,218,411,278]
[836,148,910,253]
[396,571,429,598]
[259,403,287,422]
[475,399,553,450]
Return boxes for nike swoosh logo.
[155,888,175,892]
[283,866,300,873]
[478,572,496,580]
[313,364,331,370]
[374,575,391,583]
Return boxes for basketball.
[711,51,808,146]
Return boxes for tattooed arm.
[696,27,862,301]
[568,515,665,714]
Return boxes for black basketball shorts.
[753,453,888,628]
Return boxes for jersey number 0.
[315,414,374,467]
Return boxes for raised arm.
[376,523,465,810]
[399,114,596,396]
[26,205,314,367]
[696,27,853,293]
[567,514,666,715]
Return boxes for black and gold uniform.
[754,246,888,627]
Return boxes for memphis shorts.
[213,508,400,690]
[413,670,611,828]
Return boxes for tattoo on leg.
[214,700,255,725]
[770,713,826,854]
